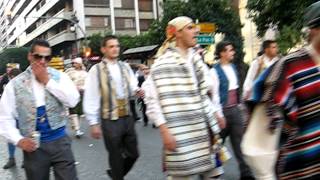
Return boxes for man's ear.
[100,47,105,54]
[27,52,33,64]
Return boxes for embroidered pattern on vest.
[13,67,67,136]
[97,61,131,120]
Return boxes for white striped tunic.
[150,48,220,176]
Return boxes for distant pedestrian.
[66,57,87,138]
[2,68,22,169]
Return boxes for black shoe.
[3,158,16,169]
[152,124,157,129]
[240,175,255,180]
[106,169,112,178]
[21,163,24,168]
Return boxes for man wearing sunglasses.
[0,39,80,180]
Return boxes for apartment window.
[115,18,135,29]
[139,0,153,11]
[124,19,134,28]
[84,0,109,6]
[85,17,91,26]
[121,0,134,9]
[140,19,152,30]
[36,0,46,10]
[114,0,122,8]
[90,16,107,27]
[104,17,109,26]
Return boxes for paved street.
[0,120,239,180]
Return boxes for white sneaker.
[75,130,84,138]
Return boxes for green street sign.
[197,35,214,45]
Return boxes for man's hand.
[136,89,145,99]
[243,90,252,102]
[32,61,49,85]
[17,138,37,152]
[215,114,226,129]
[90,124,102,139]
[159,124,177,151]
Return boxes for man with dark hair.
[211,41,254,180]
[258,2,320,179]
[0,64,14,97]
[84,35,141,180]
[0,39,80,180]
[243,40,279,100]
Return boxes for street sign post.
[197,23,217,33]
[197,35,214,45]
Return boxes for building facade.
[0,0,163,57]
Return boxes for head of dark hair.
[214,41,233,59]
[257,50,264,57]
[29,39,51,53]
[8,68,22,78]
[101,35,118,47]
[262,40,276,52]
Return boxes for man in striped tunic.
[143,16,225,180]
[262,2,320,179]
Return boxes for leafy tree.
[0,47,29,74]
[247,0,318,52]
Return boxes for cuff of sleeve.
[12,134,24,146]
[86,114,100,126]
[45,79,57,90]
[154,118,167,127]
[217,110,224,118]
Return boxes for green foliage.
[0,47,29,74]
[87,32,104,57]
[247,0,317,53]
[277,26,302,53]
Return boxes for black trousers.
[221,105,253,178]
[129,99,139,120]
[23,135,78,180]
[141,102,149,125]
[101,116,139,180]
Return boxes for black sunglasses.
[32,54,52,61]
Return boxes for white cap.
[72,57,83,64]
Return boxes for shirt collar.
[102,57,118,64]
[262,55,279,67]
[306,44,320,65]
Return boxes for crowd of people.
[0,1,319,180]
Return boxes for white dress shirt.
[142,48,223,127]
[83,59,138,126]
[210,63,239,91]
[242,55,279,98]
[0,70,80,145]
